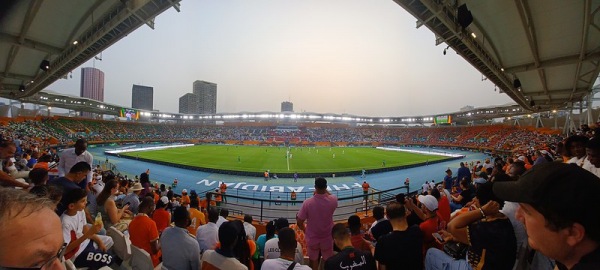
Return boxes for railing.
[207,185,411,223]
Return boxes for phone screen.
[432,233,445,243]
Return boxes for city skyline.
[46,1,513,117]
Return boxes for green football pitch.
[122,145,447,174]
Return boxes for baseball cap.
[445,169,452,173]
[493,163,600,229]
[160,196,169,204]
[474,171,488,179]
[474,178,487,184]
[182,189,187,193]
[417,195,438,211]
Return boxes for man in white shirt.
[216,208,229,227]
[264,218,304,263]
[243,214,257,240]
[262,228,311,270]
[196,207,219,253]
[58,139,93,190]
[582,138,600,178]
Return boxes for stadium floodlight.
[19,85,25,92]
[39,60,50,71]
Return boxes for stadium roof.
[393,0,600,112]
[0,0,180,98]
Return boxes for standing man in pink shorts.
[296,177,338,270]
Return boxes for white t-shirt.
[261,258,311,270]
[567,156,586,166]
[264,238,304,263]
[243,222,257,241]
[421,183,429,193]
[61,210,89,260]
[582,159,600,178]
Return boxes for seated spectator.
[29,167,49,186]
[265,218,304,263]
[30,184,63,210]
[347,215,373,254]
[161,206,201,270]
[197,206,220,254]
[564,135,588,165]
[450,179,474,212]
[201,221,248,270]
[61,189,114,269]
[432,188,450,225]
[425,182,516,270]
[406,194,444,254]
[325,223,376,270]
[370,205,392,241]
[49,161,91,215]
[129,197,161,267]
[374,202,423,270]
[263,228,311,270]
[139,172,151,198]
[217,208,229,227]
[122,182,143,214]
[494,162,600,269]
[96,178,131,229]
[256,219,277,260]
[243,214,257,241]
[188,196,206,235]
[225,220,256,269]
[0,189,64,269]
[181,189,191,208]
[153,196,171,234]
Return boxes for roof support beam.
[515,0,549,97]
[0,32,62,54]
[1,0,42,85]
[571,0,592,101]
[527,88,589,98]
[504,51,600,73]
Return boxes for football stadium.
[0,1,599,270]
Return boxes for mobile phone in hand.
[432,232,445,243]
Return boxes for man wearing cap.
[181,189,190,208]
[494,162,600,269]
[122,182,144,215]
[406,195,444,254]
[297,177,338,270]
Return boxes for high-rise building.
[192,80,217,114]
[281,101,293,112]
[80,67,104,118]
[179,93,200,114]
[131,84,153,111]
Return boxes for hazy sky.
[47,0,514,117]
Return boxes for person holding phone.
[425,182,516,270]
